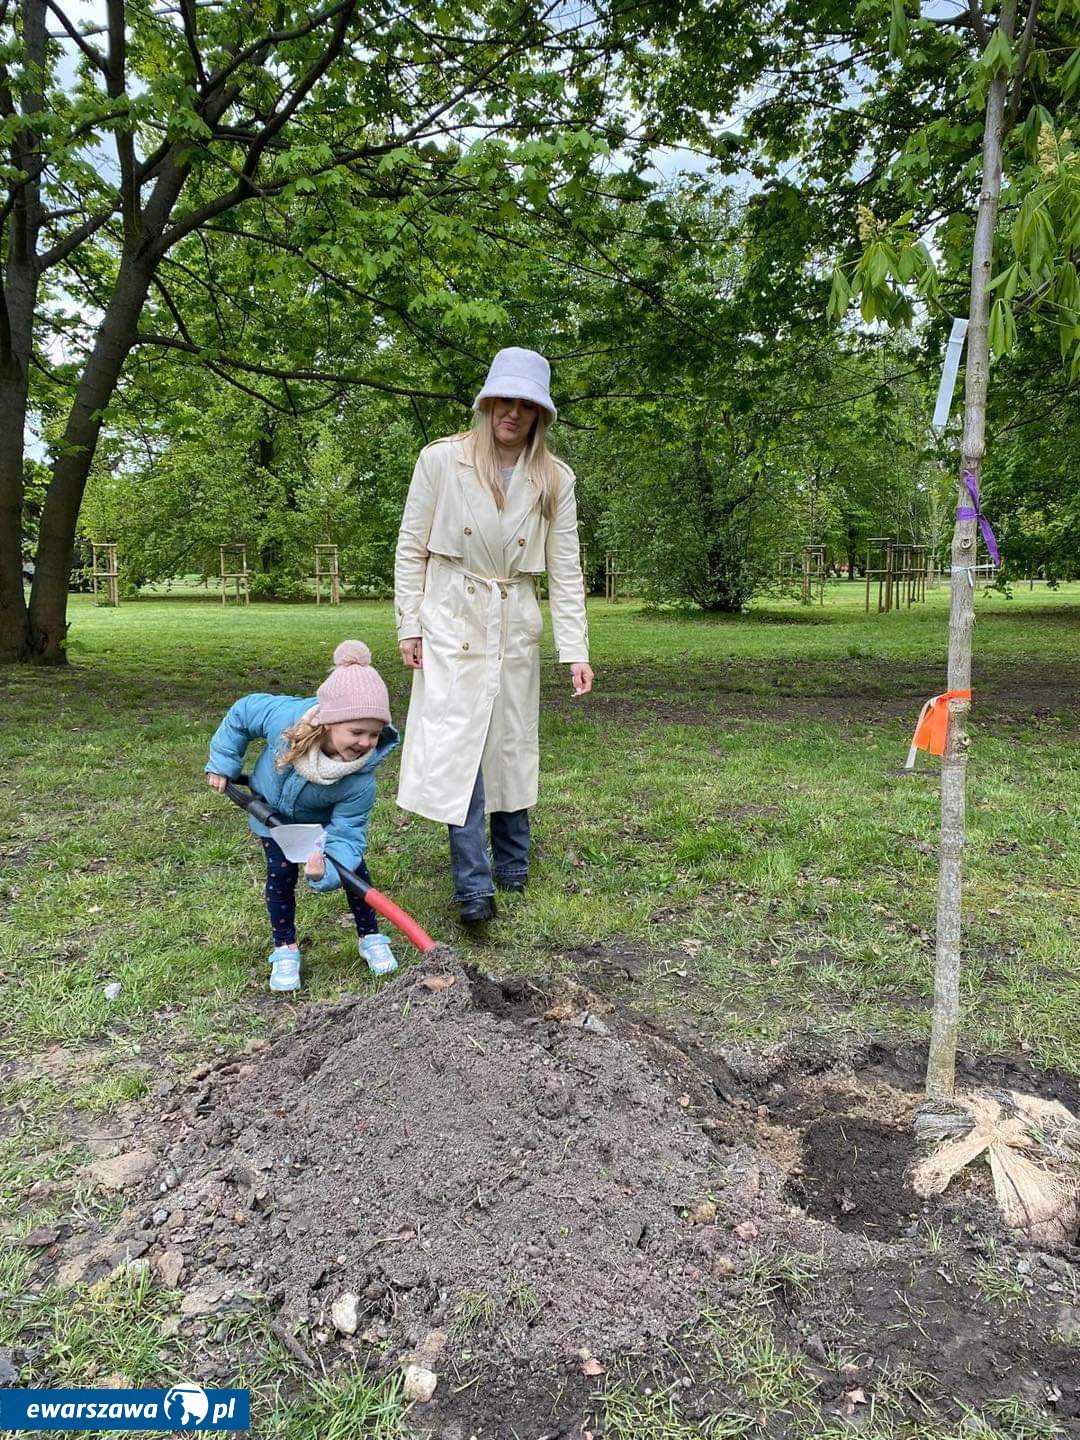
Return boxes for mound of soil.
[39,958,1079,1437]
[133,955,807,1366]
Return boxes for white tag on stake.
[932,317,969,431]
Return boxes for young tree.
[826,2,1078,1096]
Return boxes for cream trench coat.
[394,436,589,826]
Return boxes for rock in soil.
[330,1292,360,1336]
[402,1364,438,1403]
[87,1150,157,1192]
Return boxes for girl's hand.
[570,662,594,697]
[305,848,326,880]
[207,773,228,793]
[399,638,423,669]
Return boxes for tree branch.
[44,0,109,73]
[1006,0,1041,128]
[155,1,356,256]
[198,0,357,103]
[966,0,988,47]
[105,0,141,244]
[178,0,208,88]
[132,331,459,400]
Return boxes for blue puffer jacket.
[206,693,400,894]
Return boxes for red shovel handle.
[364,888,438,954]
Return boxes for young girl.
[206,640,400,992]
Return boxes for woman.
[394,346,594,925]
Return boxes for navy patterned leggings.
[260,836,377,946]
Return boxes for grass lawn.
[1,580,1077,1437]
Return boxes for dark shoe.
[496,878,526,894]
[459,896,497,925]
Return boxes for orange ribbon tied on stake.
[905,689,972,770]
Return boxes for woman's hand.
[570,662,594,697]
[305,848,326,880]
[206,773,228,793]
[399,638,423,670]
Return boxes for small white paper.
[271,823,326,864]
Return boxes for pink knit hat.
[315,641,391,725]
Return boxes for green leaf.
[1060,44,1080,100]
[987,262,1020,300]
[1058,262,1080,311]
[896,243,921,282]
[988,298,1017,359]
[826,266,852,323]
[888,0,909,57]
[979,27,1015,79]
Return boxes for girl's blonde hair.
[465,401,560,520]
[276,715,330,770]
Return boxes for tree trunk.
[0,364,32,662]
[0,258,40,660]
[0,0,46,661]
[27,259,154,661]
[925,7,1016,1099]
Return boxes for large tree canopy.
[2,0,732,661]
[5,0,1078,663]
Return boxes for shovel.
[221,776,437,954]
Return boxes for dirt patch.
[795,1114,922,1237]
[105,957,796,1354]
[545,658,1080,728]
[23,961,1080,1437]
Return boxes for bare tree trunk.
[0,0,47,661]
[27,258,153,661]
[0,361,32,662]
[926,4,1017,1099]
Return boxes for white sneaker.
[268,944,301,993]
[359,933,398,976]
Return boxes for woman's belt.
[429,555,533,701]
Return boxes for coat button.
[462,642,470,651]
[464,526,472,535]
[500,587,507,599]
[467,585,475,594]
[517,537,525,546]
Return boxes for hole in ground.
[791,1114,923,1238]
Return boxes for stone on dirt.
[402,1364,438,1402]
[88,1149,157,1192]
[155,1249,184,1288]
[330,1292,360,1336]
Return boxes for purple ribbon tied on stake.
[957,469,1000,567]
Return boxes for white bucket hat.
[473,346,556,421]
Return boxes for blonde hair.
[466,402,561,521]
[276,715,330,770]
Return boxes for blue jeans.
[448,770,530,902]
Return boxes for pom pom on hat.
[333,639,372,667]
[316,638,391,724]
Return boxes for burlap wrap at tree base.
[912,1090,1080,1245]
